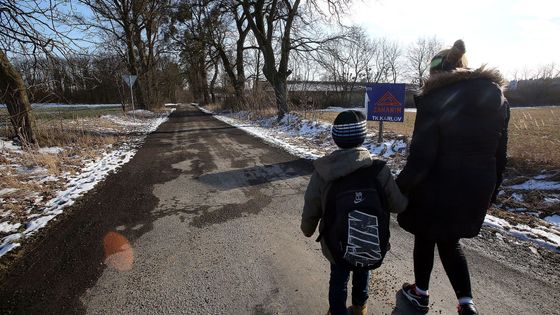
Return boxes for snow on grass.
[0,235,21,257]
[0,109,174,258]
[484,215,560,252]
[203,107,407,164]
[509,179,560,190]
[38,147,64,154]
[545,215,560,227]
[214,114,323,160]
[0,222,21,234]
[544,195,560,204]
[0,139,23,153]
[511,193,525,202]
[128,109,158,118]
[0,188,18,197]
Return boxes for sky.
[347,0,560,79]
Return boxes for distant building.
[255,80,419,108]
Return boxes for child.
[301,110,407,315]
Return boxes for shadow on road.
[391,290,427,315]
[198,159,312,190]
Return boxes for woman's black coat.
[396,67,510,240]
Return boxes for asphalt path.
[0,105,558,314]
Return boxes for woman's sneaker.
[457,303,479,315]
[401,283,429,313]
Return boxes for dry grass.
[34,119,118,149]
[304,107,560,172]
[507,108,560,171]
[0,110,147,230]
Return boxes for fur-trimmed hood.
[422,66,506,96]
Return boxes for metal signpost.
[365,83,406,143]
[122,74,138,119]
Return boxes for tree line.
[14,54,183,105]
[1,0,559,146]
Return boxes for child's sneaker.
[401,283,429,313]
[457,303,479,315]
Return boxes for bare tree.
[177,0,251,107]
[169,0,215,104]
[314,27,404,86]
[380,38,403,84]
[209,2,250,107]
[0,0,81,145]
[78,0,172,109]
[406,36,442,86]
[239,0,350,119]
[534,63,559,80]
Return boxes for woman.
[396,40,509,315]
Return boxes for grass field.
[0,106,125,146]
[0,106,122,122]
[307,107,560,172]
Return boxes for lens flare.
[103,231,134,271]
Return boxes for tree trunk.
[123,20,147,110]
[210,62,219,104]
[273,79,288,119]
[233,82,246,108]
[0,49,37,145]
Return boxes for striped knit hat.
[332,110,367,148]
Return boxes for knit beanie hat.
[429,39,468,75]
[332,110,367,148]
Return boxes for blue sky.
[348,0,560,79]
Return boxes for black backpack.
[317,160,390,271]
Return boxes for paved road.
[0,105,558,314]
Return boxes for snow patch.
[509,180,560,190]
[545,215,560,227]
[0,188,18,197]
[214,114,322,160]
[129,109,157,118]
[0,222,21,233]
[0,234,21,256]
[511,193,524,202]
[484,215,560,252]
[0,139,23,153]
[38,147,64,154]
[205,107,406,162]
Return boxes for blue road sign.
[366,83,405,122]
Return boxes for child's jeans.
[328,263,370,315]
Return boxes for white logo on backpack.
[354,192,364,204]
[344,210,382,267]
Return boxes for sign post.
[365,83,406,143]
[122,74,138,119]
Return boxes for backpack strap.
[370,160,389,211]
